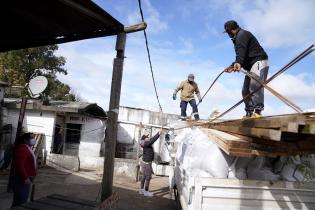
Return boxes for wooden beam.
[301,120,315,134]
[101,32,126,201]
[209,125,282,141]
[124,22,147,33]
[210,114,305,133]
[7,96,27,192]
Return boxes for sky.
[56,0,315,119]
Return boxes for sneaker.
[139,189,145,194]
[180,116,187,121]
[143,190,153,197]
[242,111,252,119]
[252,112,262,118]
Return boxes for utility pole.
[7,96,27,192]
[101,22,147,201]
[101,32,126,201]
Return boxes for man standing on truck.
[173,74,202,120]
[139,127,163,197]
[223,20,269,118]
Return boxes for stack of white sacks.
[174,127,315,182]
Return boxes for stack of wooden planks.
[199,112,315,157]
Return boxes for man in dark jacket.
[224,20,269,118]
[139,127,162,197]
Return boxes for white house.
[1,98,107,161]
[1,98,179,178]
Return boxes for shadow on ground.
[0,167,176,210]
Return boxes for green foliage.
[0,45,76,101]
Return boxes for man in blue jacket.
[223,20,269,118]
[139,127,163,197]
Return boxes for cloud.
[53,0,315,121]
[127,0,168,33]
[230,0,315,48]
[268,73,315,108]
[178,38,195,55]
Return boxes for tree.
[0,45,76,101]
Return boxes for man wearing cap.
[173,74,202,120]
[223,20,269,118]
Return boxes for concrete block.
[47,154,79,171]
[114,158,138,182]
[152,163,172,176]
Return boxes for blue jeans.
[11,176,31,207]
[180,99,199,120]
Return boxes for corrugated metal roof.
[4,98,107,118]
[0,81,9,87]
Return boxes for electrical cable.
[138,0,163,112]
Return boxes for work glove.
[172,94,176,100]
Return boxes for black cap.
[223,20,239,33]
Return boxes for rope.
[138,0,163,112]
[197,70,225,106]
[189,70,225,117]
[175,45,314,130]
[208,45,314,123]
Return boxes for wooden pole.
[7,96,27,192]
[136,122,143,182]
[101,32,126,201]
[124,22,147,34]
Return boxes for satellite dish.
[28,76,48,98]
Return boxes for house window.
[65,123,81,143]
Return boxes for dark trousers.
[11,176,31,207]
[180,99,199,120]
[242,64,269,113]
[140,162,152,191]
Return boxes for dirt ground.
[0,167,177,210]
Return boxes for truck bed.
[173,165,315,210]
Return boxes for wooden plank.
[210,114,305,133]
[201,128,315,157]
[10,207,29,210]
[301,120,315,134]
[47,194,97,207]
[37,197,93,210]
[201,129,250,147]
[21,201,68,210]
[200,129,251,156]
[201,129,290,157]
[210,125,282,141]
[33,133,43,157]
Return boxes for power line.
[137,0,163,112]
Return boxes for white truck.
[172,162,315,210]
[168,128,315,210]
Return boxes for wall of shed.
[2,108,105,158]
[63,113,106,157]
[2,108,55,153]
[116,107,179,162]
